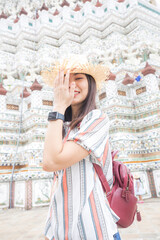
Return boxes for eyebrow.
[73,73,83,76]
[64,73,83,77]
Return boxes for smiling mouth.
[74,93,80,98]
[74,91,80,96]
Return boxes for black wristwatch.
[48,112,65,122]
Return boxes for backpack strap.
[111,150,119,161]
[93,163,111,194]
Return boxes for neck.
[71,105,80,120]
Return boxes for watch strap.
[48,112,65,122]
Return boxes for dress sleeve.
[67,109,110,166]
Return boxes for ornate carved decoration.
[28,103,31,109]
[7,104,19,110]
[99,92,106,100]
[118,90,126,96]
[108,72,116,81]
[141,62,156,76]
[14,16,19,23]
[74,4,81,11]
[0,12,8,19]
[42,100,53,106]
[60,0,70,7]
[0,83,7,95]
[53,9,59,16]
[20,87,31,98]
[30,79,42,91]
[95,0,103,7]
[19,7,28,15]
[40,3,48,11]
[136,86,146,95]
[83,0,92,3]
[122,73,134,85]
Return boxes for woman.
[42,56,121,240]
[134,174,145,203]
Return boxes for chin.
[71,101,79,106]
[71,100,82,106]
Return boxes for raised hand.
[53,69,75,112]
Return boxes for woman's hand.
[53,69,75,112]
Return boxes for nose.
[69,76,75,87]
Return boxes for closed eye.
[75,78,82,80]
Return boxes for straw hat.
[41,55,110,89]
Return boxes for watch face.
[51,112,57,118]
[48,112,64,121]
[48,112,57,120]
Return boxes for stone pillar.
[9,181,15,208]
[25,180,32,210]
[147,170,157,197]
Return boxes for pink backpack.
[93,150,141,228]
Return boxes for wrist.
[52,105,66,115]
[48,112,64,122]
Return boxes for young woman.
[42,57,121,240]
[134,174,145,203]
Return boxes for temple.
[0,0,160,209]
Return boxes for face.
[69,73,88,107]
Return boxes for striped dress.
[44,109,120,240]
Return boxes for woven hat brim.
[41,61,110,89]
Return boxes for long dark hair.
[64,74,97,130]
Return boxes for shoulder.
[80,109,109,128]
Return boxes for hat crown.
[41,54,110,89]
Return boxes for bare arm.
[43,70,89,172]
[43,112,89,171]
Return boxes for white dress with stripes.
[44,109,120,240]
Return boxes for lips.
[74,90,80,97]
